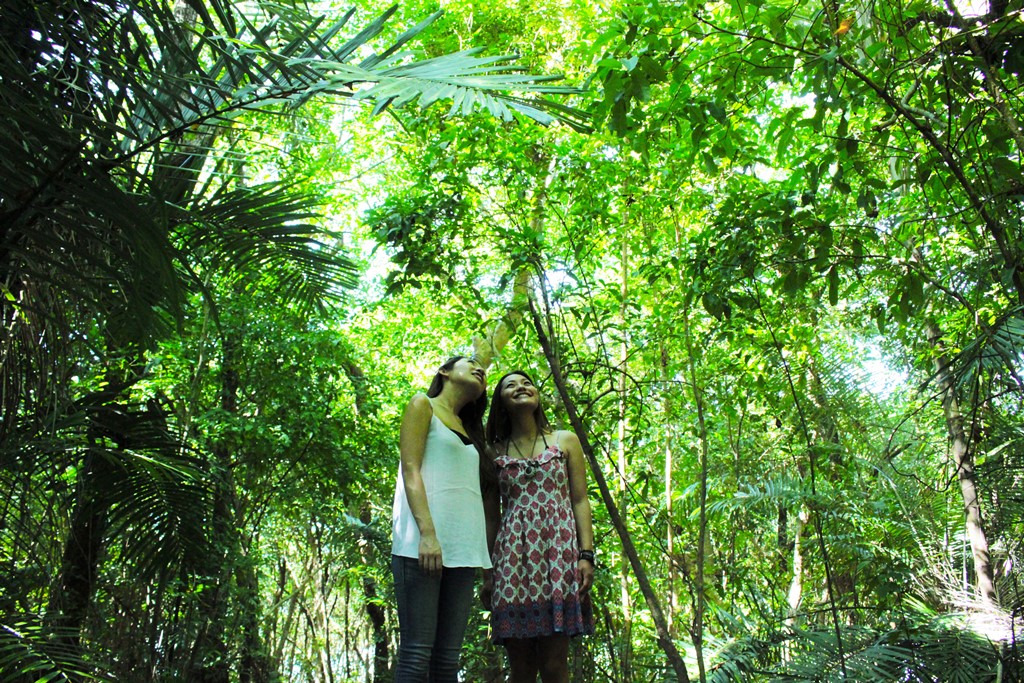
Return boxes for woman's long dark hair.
[485,370,553,445]
[427,356,494,488]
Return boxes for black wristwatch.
[578,549,595,564]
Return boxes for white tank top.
[391,415,491,568]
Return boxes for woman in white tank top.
[391,355,494,682]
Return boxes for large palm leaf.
[2,0,588,333]
[0,618,112,683]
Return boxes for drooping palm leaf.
[708,611,1001,683]
[179,182,360,312]
[82,400,212,583]
[947,305,1024,390]
[0,618,113,683]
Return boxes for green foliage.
[0,618,112,682]
[3,0,1024,680]
[709,610,1001,683]
[365,188,474,295]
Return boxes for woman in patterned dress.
[484,370,595,683]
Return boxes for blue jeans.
[392,555,476,683]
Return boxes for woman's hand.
[419,533,442,575]
[577,558,594,593]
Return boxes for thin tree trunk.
[273,557,314,668]
[47,443,111,643]
[344,580,352,679]
[189,331,271,682]
[528,297,692,683]
[187,334,239,683]
[474,262,532,368]
[777,506,790,577]
[786,507,809,623]
[681,309,708,683]
[340,356,391,682]
[926,320,998,605]
[187,481,232,682]
[660,342,678,636]
[782,505,808,663]
[321,552,336,683]
[358,504,391,683]
[239,555,271,683]
[807,355,857,612]
[47,374,139,644]
[615,227,633,681]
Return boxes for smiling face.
[485,370,553,444]
[498,372,539,411]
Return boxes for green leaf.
[707,101,728,123]
[990,156,1024,184]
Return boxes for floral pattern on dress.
[491,444,594,643]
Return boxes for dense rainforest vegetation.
[2,0,1023,680]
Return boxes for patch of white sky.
[849,335,910,399]
[955,0,992,16]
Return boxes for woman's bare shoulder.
[553,429,581,449]
[403,392,433,418]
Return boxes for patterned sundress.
[491,441,595,643]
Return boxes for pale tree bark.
[473,148,553,371]
[615,221,634,681]
[528,294,692,683]
[681,309,708,683]
[782,505,809,663]
[309,525,336,683]
[269,556,314,670]
[785,507,810,623]
[925,320,998,605]
[474,269,532,370]
[660,341,679,636]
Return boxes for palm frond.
[946,305,1024,389]
[710,474,817,515]
[179,182,359,312]
[0,617,113,682]
[81,400,212,582]
[708,612,1002,683]
[338,49,591,131]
